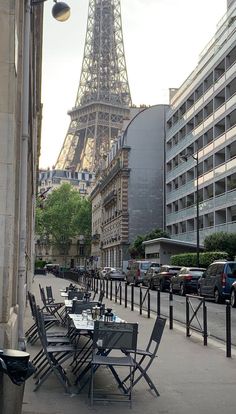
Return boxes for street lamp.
[180,150,200,267]
[31,0,71,22]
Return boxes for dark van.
[198,261,236,303]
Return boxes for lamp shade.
[52,1,70,22]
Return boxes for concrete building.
[165,0,236,244]
[38,168,95,197]
[90,105,168,268]
[0,1,43,412]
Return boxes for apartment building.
[165,0,236,243]
[91,105,168,268]
[38,168,95,197]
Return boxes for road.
[105,280,236,345]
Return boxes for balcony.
[166,189,236,225]
[171,222,236,244]
[103,189,117,208]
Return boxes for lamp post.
[32,0,71,22]
[180,149,200,267]
[18,0,70,350]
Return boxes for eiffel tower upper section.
[56,0,132,173]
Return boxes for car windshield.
[190,270,205,277]
[141,263,151,270]
[226,263,236,277]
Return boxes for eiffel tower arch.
[56,0,132,172]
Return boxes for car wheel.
[230,289,236,308]
[180,283,185,296]
[214,288,221,304]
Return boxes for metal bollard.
[115,281,118,303]
[131,284,134,311]
[203,299,208,346]
[186,296,190,337]
[119,283,122,305]
[226,300,231,357]
[157,287,161,317]
[110,280,113,301]
[125,282,128,308]
[147,290,150,318]
[106,278,108,298]
[139,287,142,315]
[169,285,173,330]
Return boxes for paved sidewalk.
[22,274,236,414]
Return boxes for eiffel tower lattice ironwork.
[56,0,132,172]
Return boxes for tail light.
[184,274,192,280]
[221,273,227,287]
[137,268,141,278]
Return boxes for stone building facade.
[0,1,43,412]
[91,105,168,269]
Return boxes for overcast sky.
[40,0,227,168]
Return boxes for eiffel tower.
[56,0,132,172]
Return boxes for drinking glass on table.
[82,310,88,321]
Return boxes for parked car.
[171,267,206,296]
[126,260,151,286]
[198,261,236,303]
[230,281,236,307]
[142,267,159,289]
[105,268,126,281]
[152,265,182,291]
[100,267,116,279]
[149,262,161,272]
[74,265,86,275]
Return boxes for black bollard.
[125,282,127,308]
[226,300,231,357]
[157,287,161,317]
[169,285,173,330]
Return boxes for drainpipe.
[18,0,31,350]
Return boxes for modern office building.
[165,0,236,244]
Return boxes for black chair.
[39,284,64,323]
[33,307,77,393]
[68,290,84,300]
[90,321,138,407]
[121,316,166,396]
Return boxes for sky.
[40,0,227,169]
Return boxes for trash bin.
[0,349,35,414]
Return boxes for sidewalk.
[22,274,236,414]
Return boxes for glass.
[87,309,92,321]
[82,310,88,321]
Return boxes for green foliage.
[170,251,229,267]
[129,228,170,259]
[35,260,47,269]
[204,232,236,260]
[35,183,92,253]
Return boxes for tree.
[35,183,92,263]
[204,232,236,260]
[129,228,170,259]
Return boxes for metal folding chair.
[121,316,166,396]
[33,307,77,393]
[39,284,65,323]
[90,321,138,407]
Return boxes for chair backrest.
[68,290,84,300]
[147,317,166,353]
[39,284,47,306]
[46,286,54,303]
[93,321,138,351]
[98,290,105,303]
[28,291,37,318]
[72,301,98,314]
[92,288,98,301]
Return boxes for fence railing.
[62,273,233,358]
